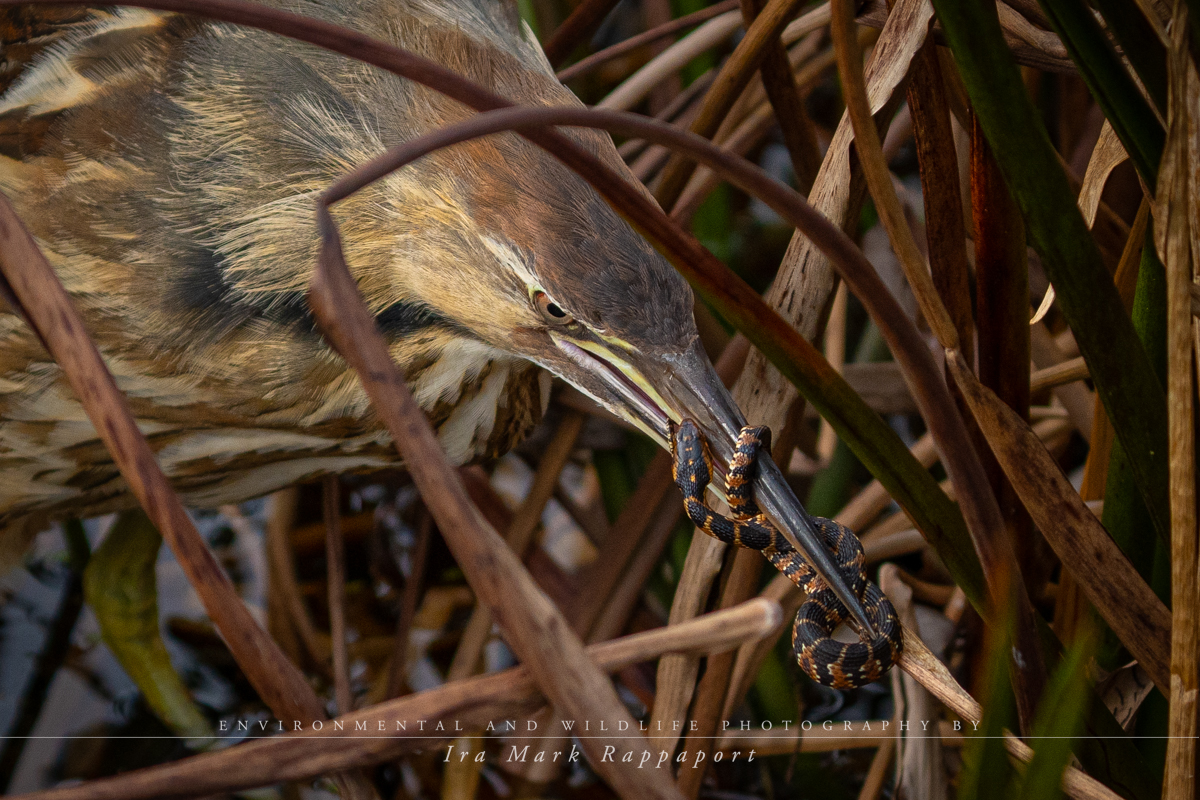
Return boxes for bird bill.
[550,334,876,637]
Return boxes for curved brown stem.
[319,106,999,633]
[556,0,740,83]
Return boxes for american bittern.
[0,0,897,682]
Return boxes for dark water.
[0,504,266,793]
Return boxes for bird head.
[129,0,874,631]
[384,124,725,453]
[461,138,703,452]
[383,129,874,632]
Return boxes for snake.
[671,419,903,688]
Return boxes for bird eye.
[534,291,573,326]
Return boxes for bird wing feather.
[0,0,567,557]
[0,5,102,92]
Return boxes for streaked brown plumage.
[0,0,672,556]
[0,0,881,642]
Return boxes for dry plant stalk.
[881,565,946,800]
[945,351,1172,692]
[1160,1,1199,793]
[653,0,814,206]
[540,0,620,65]
[265,487,330,673]
[905,21,973,354]
[856,738,897,800]
[896,630,1121,800]
[855,0,1075,72]
[556,0,740,83]
[448,412,585,680]
[833,0,1061,730]
[738,0,822,191]
[310,210,686,800]
[0,2,1180,797]
[0,197,324,725]
[662,0,937,752]
[829,0,958,350]
[9,600,784,800]
[671,34,845,228]
[0,188,378,800]
[734,0,923,458]
[442,411,584,796]
[324,475,353,716]
[597,10,744,111]
[351,105,1151,800]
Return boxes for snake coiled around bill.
[671,420,902,688]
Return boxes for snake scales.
[671,420,902,688]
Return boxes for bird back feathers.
[0,0,579,565]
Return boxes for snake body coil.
[671,420,902,689]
